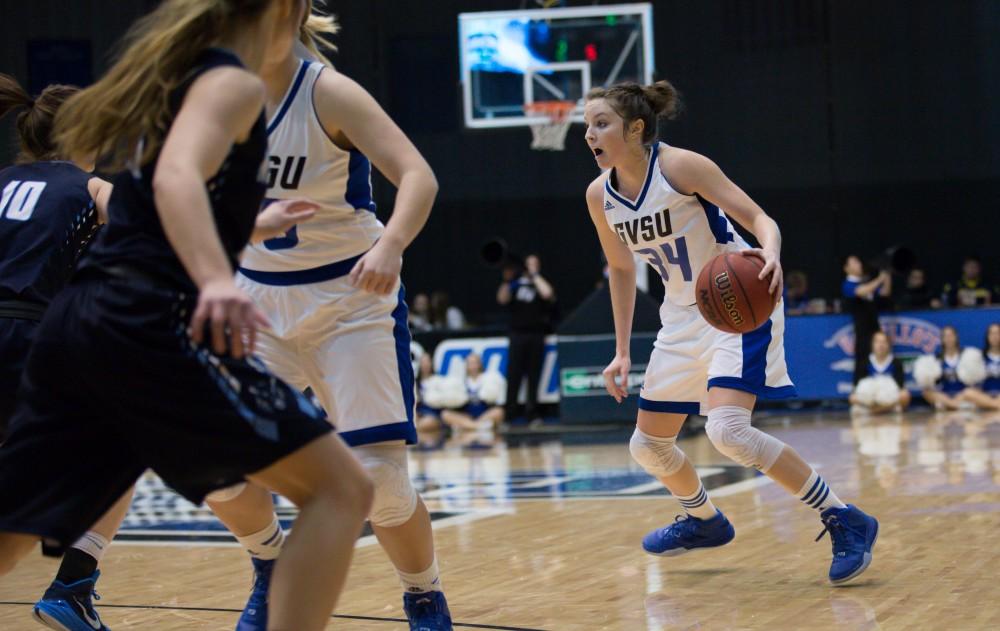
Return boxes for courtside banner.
[555,332,656,422]
[784,306,1000,400]
[429,308,998,415]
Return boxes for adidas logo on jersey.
[604,200,615,211]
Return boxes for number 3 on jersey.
[637,237,692,282]
[0,180,47,221]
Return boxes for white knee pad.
[629,428,687,478]
[355,443,418,528]
[705,406,784,472]
[205,482,247,503]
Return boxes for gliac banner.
[785,307,999,400]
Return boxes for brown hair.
[53,0,276,171]
[586,80,681,145]
[300,0,339,65]
[0,74,78,163]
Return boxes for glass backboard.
[459,3,655,129]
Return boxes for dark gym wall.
[2,1,997,322]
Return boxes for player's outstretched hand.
[349,240,402,295]
[189,278,270,358]
[741,248,783,297]
[602,354,631,403]
[253,198,319,242]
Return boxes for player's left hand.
[349,240,402,295]
[741,248,783,297]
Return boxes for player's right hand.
[602,354,631,403]
[189,279,270,358]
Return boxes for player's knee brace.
[705,405,784,472]
[629,428,687,478]
[356,443,418,528]
[205,482,247,503]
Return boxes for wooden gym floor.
[2,408,999,630]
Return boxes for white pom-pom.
[913,354,942,389]
[873,375,901,407]
[477,371,507,404]
[957,347,987,386]
[422,375,468,409]
[853,377,878,405]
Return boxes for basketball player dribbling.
[582,80,878,584]
[200,3,451,629]
[0,3,374,631]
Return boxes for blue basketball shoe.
[642,511,735,556]
[816,504,879,585]
[235,558,274,631]
[403,591,453,631]
[32,570,109,631]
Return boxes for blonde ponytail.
[299,0,339,66]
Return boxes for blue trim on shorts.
[237,253,363,286]
[705,317,798,398]
[339,421,418,447]
[336,286,417,447]
[638,398,701,414]
[741,319,771,387]
[707,377,798,399]
[391,285,417,438]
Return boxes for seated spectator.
[409,292,433,333]
[915,325,969,410]
[430,290,466,330]
[962,323,1000,411]
[440,353,505,432]
[896,268,940,310]
[783,270,810,315]
[849,330,912,414]
[941,256,995,307]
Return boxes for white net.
[526,102,575,151]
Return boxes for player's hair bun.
[641,80,680,120]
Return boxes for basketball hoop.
[524,101,576,151]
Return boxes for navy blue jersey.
[82,48,267,290]
[0,161,98,305]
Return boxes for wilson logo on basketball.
[713,271,744,326]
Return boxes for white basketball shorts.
[236,271,416,446]
[638,301,796,416]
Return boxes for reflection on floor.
[2,409,999,630]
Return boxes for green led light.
[606,15,618,26]
[556,39,568,62]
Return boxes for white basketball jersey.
[240,60,384,273]
[603,142,748,307]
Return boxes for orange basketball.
[695,253,778,334]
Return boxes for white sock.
[71,531,110,564]
[235,516,285,561]
[674,484,719,520]
[397,558,442,594]
[797,470,847,513]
